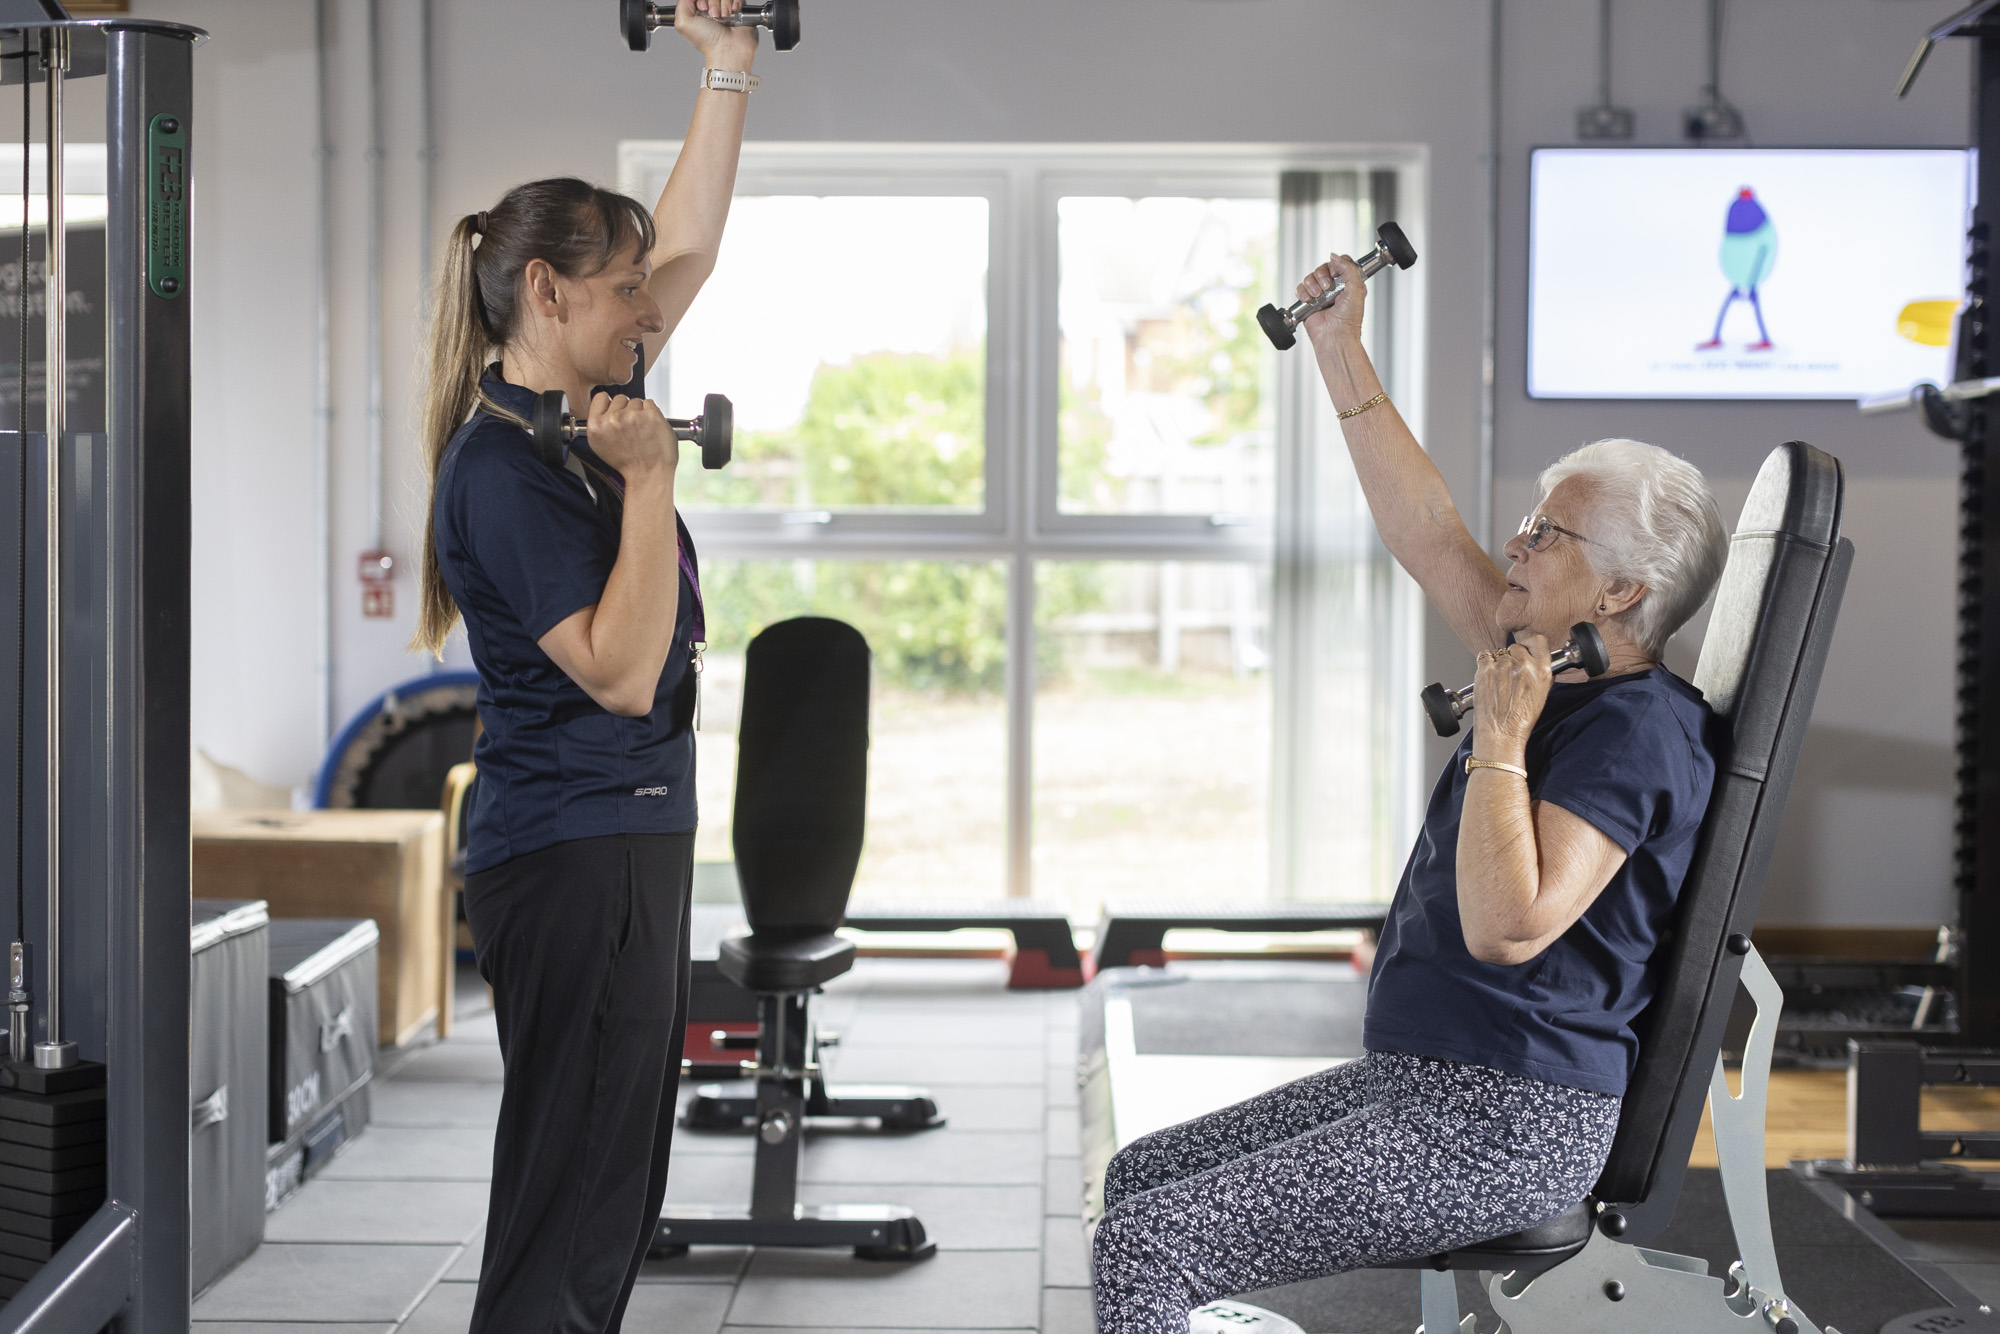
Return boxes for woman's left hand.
[676,0,759,69]
[1472,634,1554,760]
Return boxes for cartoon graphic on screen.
[1695,187,1777,352]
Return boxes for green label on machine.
[146,112,187,300]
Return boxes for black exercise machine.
[0,11,201,1331]
[658,617,942,1261]
[1814,2,2000,1218]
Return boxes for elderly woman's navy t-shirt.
[1363,668,1720,1096]
[432,373,699,874]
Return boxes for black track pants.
[462,832,694,1334]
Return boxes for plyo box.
[193,811,444,1047]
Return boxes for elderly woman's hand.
[1472,634,1554,760]
[1298,252,1367,348]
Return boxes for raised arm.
[1300,255,1508,653]
[640,0,757,372]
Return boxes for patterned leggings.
[1090,1050,1620,1334]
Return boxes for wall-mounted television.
[1527,147,1971,400]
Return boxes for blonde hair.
[412,179,657,656]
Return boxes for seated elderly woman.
[1089,254,1731,1334]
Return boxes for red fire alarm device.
[359,550,395,619]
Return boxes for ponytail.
[410,178,658,658]
[411,214,487,656]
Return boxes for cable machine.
[0,4,198,1328]
[1806,0,2000,1217]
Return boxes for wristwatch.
[699,67,760,94]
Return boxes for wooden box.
[192,811,444,1047]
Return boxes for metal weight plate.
[700,392,732,470]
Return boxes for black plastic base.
[1805,1159,2000,1218]
[683,1080,944,1133]
[656,1203,935,1260]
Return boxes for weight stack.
[0,1061,108,1299]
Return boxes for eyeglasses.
[1516,513,1591,552]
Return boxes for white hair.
[1536,439,1729,659]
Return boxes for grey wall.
[141,0,1968,924]
[1491,1,1969,926]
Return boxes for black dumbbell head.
[1256,303,1297,351]
[1420,682,1461,737]
[772,0,801,50]
[700,392,733,470]
[622,0,656,51]
[1568,621,1610,677]
[532,389,570,470]
[1376,221,1418,271]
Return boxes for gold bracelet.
[1337,390,1389,421]
[1464,756,1528,780]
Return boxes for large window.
[622,146,1424,915]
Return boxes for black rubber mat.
[1240,1169,1945,1334]
[1128,975,1368,1058]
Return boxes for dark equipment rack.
[1819,0,2000,1216]
[0,7,202,1329]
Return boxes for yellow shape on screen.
[1898,300,1960,347]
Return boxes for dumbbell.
[1256,221,1418,351]
[532,389,733,473]
[1419,622,1610,738]
[622,0,800,52]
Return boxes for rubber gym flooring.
[182,952,2000,1334]
[188,955,1099,1334]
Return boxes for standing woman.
[408,5,756,1329]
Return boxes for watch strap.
[700,67,760,93]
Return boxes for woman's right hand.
[1298,252,1368,348]
[585,393,679,482]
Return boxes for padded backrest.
[732,617,870,936]
[1598,442,1851,1240]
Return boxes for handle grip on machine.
[1256,221,1419,351]
[532,389,734,473]
[622,0,801,52]
[1420,621,1610,738]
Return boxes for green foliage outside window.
[691,349,1103,693]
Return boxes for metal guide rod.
[36,25,71,1071]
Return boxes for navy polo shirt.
[1363,668,1720,1096]
[432,373,699,874]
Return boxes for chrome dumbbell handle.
[1420,622,1611,738]
[1276,243,1399,328]
[1257,221,1419,351]
[624,0,801,51]
[533,389,734,471]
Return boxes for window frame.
[617,141,1428,901]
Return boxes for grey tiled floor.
[194,958,1087,1334]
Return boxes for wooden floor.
[1690,1068,2000,1167]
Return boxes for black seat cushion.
[717,930,857,994]
[1383,1200,1593,1273]
[733,618,871,936]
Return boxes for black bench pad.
[718,932,857,993]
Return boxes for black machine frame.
[1818,2,2000,1217]
[0,11,198,1332]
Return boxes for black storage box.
[191,899,270,1296]
[264,918,376,1212]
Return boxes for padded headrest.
[1596,442,1850,1231]
[731,617,870,937]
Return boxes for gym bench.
[843,902,1086,989]
[1091,904,1389,974]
